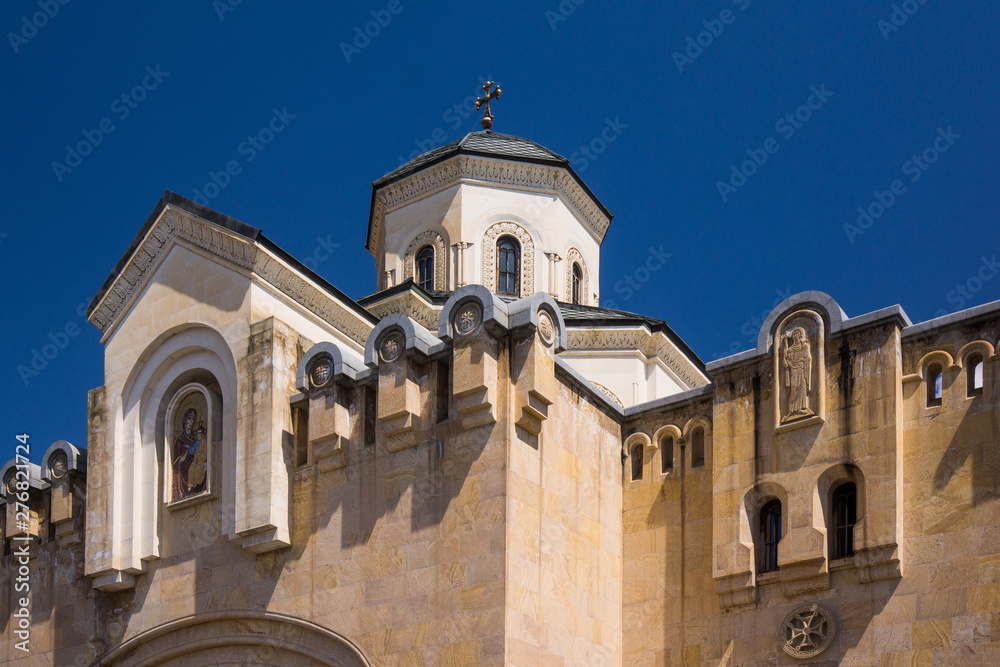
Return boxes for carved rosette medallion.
[537,310,555,347]
[49,451,68,480]
[780,604,837,659]
[4,471,17,497]
[456,304,482,336]
[310,357,333,389]
[380,333,404,362]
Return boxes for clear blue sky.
[2,1,998,461]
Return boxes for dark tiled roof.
[374,131,567,187]
[358,281,705,370]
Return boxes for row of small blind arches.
[927,353,985,406]
[415,238,585,303]
[629,428,706,482]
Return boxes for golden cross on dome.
[475,81,502,131]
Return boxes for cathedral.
[3,90,1000,665]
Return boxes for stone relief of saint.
[171,405,208,500]
[782,327,815,423]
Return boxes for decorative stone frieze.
[368,155,612,257]
[88,207,374,347]
[567,327,708,390]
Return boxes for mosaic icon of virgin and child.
[172,402,209,500]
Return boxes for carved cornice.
[252,254,372,346]
[368,155,611,256]
[89,210,256,335]
[363,291,439,333]
[89,207,373,347]
[564,247,589,305]
[566,327,708,390]
[481,221,535,297]
[402,230,447,290]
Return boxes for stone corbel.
[714,571,757,610]
[40,440,86,531]
[508,294,566,435]
[438,286,509,431]
[365,313,446,451]
[855,543,901,583]
[296,343,368,471]
[1,459,47,540]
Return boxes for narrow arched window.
[661,436,674,473]
[630,444,643,481]
[416,246,434,290]
[572,263,583,305]
[497,237,520,296]
[691,428,705,468]
[927,363,943,407]
[968,354,984,397]
[759,500,781,573]
[831,482,857,559]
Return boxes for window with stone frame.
[759,499,782,573]
[661,436,674,473]
[830,482,857,559]
[416,245,434,290]
[927,363,943,407]
[497,236,520,296]
[630,444,643,481]
[690,427,705,468]
[571,263,583,304]
[967,353,984,397]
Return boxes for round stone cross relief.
[380,334,403,362]
[310,357,333,389]
[780,603,837,659]
[456,304,482,335]
[537,310,555,347]
[49,451,68,479]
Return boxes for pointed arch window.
[831,482,857,559]
[416,246,434,290]
[497,236,520,296]
[759,500,782,573]
[571,263,583,305]
[968,354,984,397]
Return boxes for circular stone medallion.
[380,334,403,362]
[310,357,333,389]
[537,310,555,346]
[780,603,837,659]
[4,471,18,497]
[49,451,68,479]
[456,304,482,336]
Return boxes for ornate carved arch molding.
[482,222,534,297]
[564,247,589,305]
[402,230,447,289]
[96,610,371,667]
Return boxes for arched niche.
[95,610,370,667]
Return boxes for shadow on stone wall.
[933,395,1000,506]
